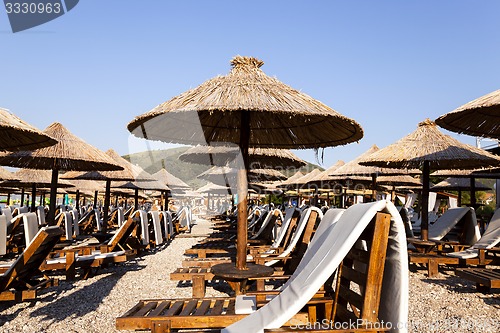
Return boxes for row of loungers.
[0,205,193,302]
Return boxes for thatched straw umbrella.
[0,122,122,224]
[0,107,57,151]
[306,160,345,206]
[127,55,363,272]
[114,179,170,210]
[198,166,287,185]
[377,175,422,203]
[151,168,190,210]
[62,149,155,232]
[0,167,18,205]
[179,145,306,169]
[1,168,75,211]
[436,89,500,139]
[65,179,105,209]
[430,177,491,207]
[330,145,421,201]
[359,119,500,240]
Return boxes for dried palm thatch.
[432,167,500,179]
[179,145,306,168]
[287,169,323,186]
[0,122,122,171]
[0,166,17,181]
[151,168,190,189]
[359,120,500,170]
[332,145,421,176]
[127,56,363,149]
[0,107,57,151]
[5,169,74,187]
[307,160,345,184]
[65,179,105,192]
[198,166,286,185]
[430,177,491,192]
[436,89,500,139]
[197,182,232,194]
[277,171,305,187]
[114,180,170,191]
[376,175,422,187]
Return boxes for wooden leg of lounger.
[66,251,76,280]
[151,319,171,333]
[428,259,438,277]
[192,274,206,298]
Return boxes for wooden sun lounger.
[0,226,62,302]
[455,267,500,292]
[117,202,400,332]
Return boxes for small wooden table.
[211,263,274,295]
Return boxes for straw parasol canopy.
[277,171,305,188]
[307,160,345,185]
[436,89,500,139]
[0,122,122,223]
[197,182,232,195]
[0,166,17,181]
[127,55,363,271]
[0,107,57,151]
[197,166,287,186]
[430,177,491,192]
[359,119,500,240]
[179,145,306,169]
[152,168,190,190]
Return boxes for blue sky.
[1,1,500,170]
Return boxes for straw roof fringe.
[4,169,74,187]
[0,122,122,171]
[436,89,500,139]
[0,107,57,151]
[0,166,17,181]
[179,145,306,168]
[151,168,190,189]
[430,177,491,192]
[127,56,363,149]
[359,119,500,170]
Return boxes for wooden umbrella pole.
[93,190,98,208]
[165,191,169,211]
[48,169,59,225]
[470,176,476,208]
[102,180,111,233]
[371,174,377,201]
[236,112,250,270]
[421,161,430,241]
[75,189,80,210]
[20,188,25,209]
[30,184,36,212]
[134,188,139,210]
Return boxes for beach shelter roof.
[0,122,122,223]
[359,119,500,240]
[307,160,345,183]
[0,107,57,151]
[277,171,305,187]
[198,166,287,185]
[359,119,500,170]
[151,168,190,189]
[0,166,17,181]
[127,55,363,271]
[197,182,232,195]
[288,169,323,186]
[114,180,170,191]
[436,89,500,139]
[179,145,306,169]
[430,177,491,192]
[5,169,74,188]
[376,175,422,187]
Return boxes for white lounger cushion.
[138,210,149,245]
[23,213,39,246]
[428,207,480,245]
[223,200,408,333]
[447,208,500,259]
[45,250,127,265]
[150,211,163,245]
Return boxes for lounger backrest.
[138,210,149,245]
[94,209,102,231]
[2,208,13,227]
[70,209,79,236]
[36,206,46,226]
[117,207,125,227]
[0,215,6,255]
[270,207,299,249]
[250,209,280,241]
[399,206,414,238]
[160,211,174,239]
[149,211,163,245]
[0,226,62,292]
[63,212,73,240]
[429,207,479,245]
[264,206,323,267]
[23,213,39,246]
[223,200,408,333]
[107,212,138,251]
[177,207,189,228]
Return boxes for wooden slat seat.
[455,268,500,292]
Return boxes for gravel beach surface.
[1,215,499,333]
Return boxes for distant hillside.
[123,147,323,189]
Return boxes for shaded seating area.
[116,200,408,332]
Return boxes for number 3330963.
[5,2,62,14]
